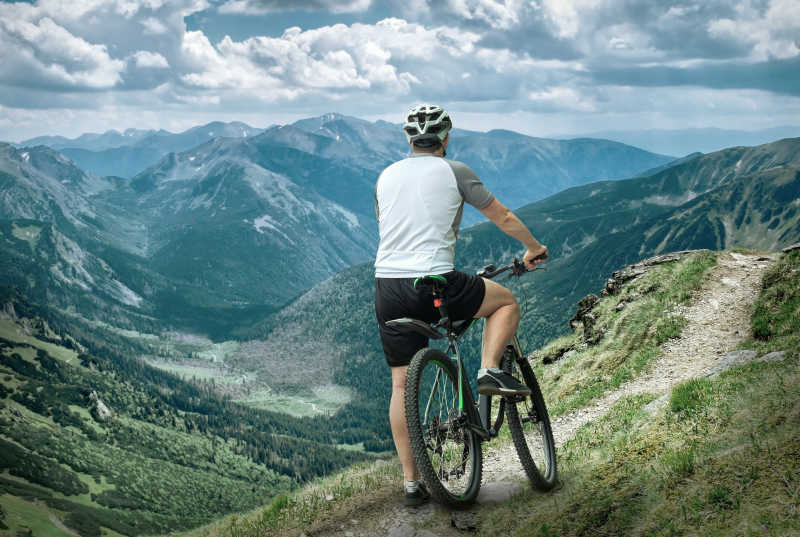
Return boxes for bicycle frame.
[392,258,544,443]
[435,319,526,442]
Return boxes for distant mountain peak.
[291,113,367,132]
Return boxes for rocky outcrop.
[602,250,708,296]
[539,346,575,365]
[782,242,800,253]
[89,390,112,422]
[568,293,605,345]
[566,250,710,346]
[0,301,17,320]
[569,294,599,331]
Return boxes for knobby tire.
[405,348,482,506]
[503,353,558,490]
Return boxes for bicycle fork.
[477,337,525,436]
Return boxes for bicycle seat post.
[430,282,452,335]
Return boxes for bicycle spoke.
[406,349,482,504]
[504,356,558,491]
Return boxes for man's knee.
[507,299,521,324]
[475,279,517,318]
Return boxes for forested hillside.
[0,288,387,537]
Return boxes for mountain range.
[15,122,264,178]
[571,125,799,157]
[1,114,673,336]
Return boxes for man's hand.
[523,246,548,269]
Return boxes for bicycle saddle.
[413,274,448,289]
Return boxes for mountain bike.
[387,258,557,506]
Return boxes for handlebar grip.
[531,250,548,262]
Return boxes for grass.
[3,345,37,364]
[0,320,78,365]
[469,249,800,536]
[473,352,799,536]
[0,493,75,537]
[538,250,717,416]
[742,250,800,355]
[205,460,402,537]
[669,378,714,414]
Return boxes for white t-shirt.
[374,154,494,278]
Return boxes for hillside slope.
[0,288,387,537]
[216,247,799,537]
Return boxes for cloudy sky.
[1,0,799,141]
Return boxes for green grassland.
[465,250,800,536]
[478,348,798,536]
[0,320,78,365]
[105,326,352,417]
[0,493,76,537]
[234,384,352,418]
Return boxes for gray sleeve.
[447,160,494,209]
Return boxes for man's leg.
[474,278,520,369]
[389,365,418,482]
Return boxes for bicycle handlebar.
[477,255,545,280]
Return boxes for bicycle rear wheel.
[503,352,558,491]
[405,348,482,506]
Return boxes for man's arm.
[480,198,548,267]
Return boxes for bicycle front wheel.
[405,348,482,506]
[503,353,558,491]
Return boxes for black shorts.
[375,270,486,367]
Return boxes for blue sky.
[1,0,799,141]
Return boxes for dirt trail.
[309,252,774,537]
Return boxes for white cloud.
[0,0,797,142]
[444,0,526,29]
[538,0,581,38]
[130,50,169,68]
[527,86,595,112]
[177,18,515,99]
[219,0,372,15]
[0,0,209,95]
[0,15,125,89]
[31,0,173,21]
[141,16,169,34]
[708,0,800,61]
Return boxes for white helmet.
[403,104,452,146]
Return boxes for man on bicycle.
[374,103,549,505]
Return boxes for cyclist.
[374,103,549,505]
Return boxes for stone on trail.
[706,350,757,378]
[451,511,477,531]
[477,480,522,503]
[757,350,788,363]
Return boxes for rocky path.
[309,252,774,537]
